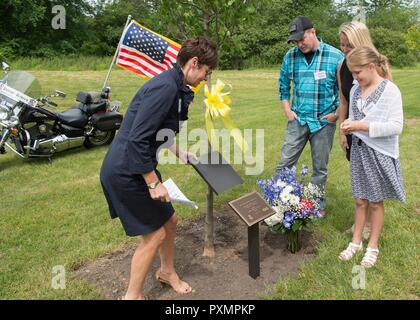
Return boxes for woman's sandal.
[155,269,192,295]
[339,242,363,261]
[360,247,379,268]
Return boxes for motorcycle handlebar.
[101,87,110,100]
[37,96,58,107]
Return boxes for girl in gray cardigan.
[338,46,406,268]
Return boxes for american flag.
[116,20,181,78]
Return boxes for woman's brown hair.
[177,37,218,70]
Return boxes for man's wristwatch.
[147,180,160,189]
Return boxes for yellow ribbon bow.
[191,80,205,94]
[204,79,248,152]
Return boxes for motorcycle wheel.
[84,130,115,148]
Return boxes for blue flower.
[301,165,309,182]
[283,221,292,229]
[312,209,322,218]
[283,211,295,222]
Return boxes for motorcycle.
[0,62,123,159]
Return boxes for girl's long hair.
[347,45,392,80]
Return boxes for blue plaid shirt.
[278,40,344,133]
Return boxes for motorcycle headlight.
[0,108,9,120]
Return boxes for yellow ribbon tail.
[205,111,218,151]
[222,116,249,152]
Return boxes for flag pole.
[103,15,132,89]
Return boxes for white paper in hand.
[163,178,198,210]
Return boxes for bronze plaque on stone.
[228,192,276,227]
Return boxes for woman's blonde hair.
[347,45,392,80]
[339,21,374,48]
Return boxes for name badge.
[314,71,327,80]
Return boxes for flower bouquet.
[256,166,324,253]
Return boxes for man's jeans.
[275,120,336,209]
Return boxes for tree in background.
[238,0,352,68]
[156,0,262,69]
[0,0,418,68]
[0,0,92,59]
[340,0,418,67]
[84,0,157,55]
[405,23,420,53]
[367,1,418,66]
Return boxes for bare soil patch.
[405,118,420,128]
[75,207,319,300]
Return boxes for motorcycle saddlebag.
[61,124,84,138]
[91,111,123,131]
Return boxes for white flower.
[276,180,286,188]
[284,185,293,194]
[272,205,281,214]
[290,195,300,206]
[280,191,291,203]
[303,182,324,200]
[264,208,284,226]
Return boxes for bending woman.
[100,37,218,299]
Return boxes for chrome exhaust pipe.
[38,134,84,153]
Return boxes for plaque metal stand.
[248,223,260,278]
[228,192,276,279]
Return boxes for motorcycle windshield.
[0,71,41,112]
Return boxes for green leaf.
[292,220,303,232]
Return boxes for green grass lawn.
[0,66,419,299]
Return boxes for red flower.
[300,199,314,210]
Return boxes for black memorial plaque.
[228,192,276,227]
[191,150,244,195]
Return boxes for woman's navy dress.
[100,64,194,236]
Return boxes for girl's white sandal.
[339,242,363,261]
[360,247,379,268]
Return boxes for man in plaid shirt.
[276,16,344,215]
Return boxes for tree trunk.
[203,10,210,38]
[203,180,215,257]
[203,69,215,257]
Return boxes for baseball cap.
[287,16,314,43]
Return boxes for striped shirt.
[278,40,344,133]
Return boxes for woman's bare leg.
[157,213,191,294]
[124,227,166,300]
